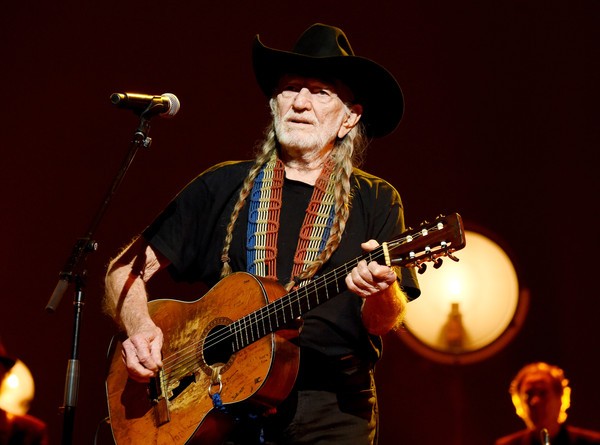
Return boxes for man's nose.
[529,395,543,406]
[292,88,313,110]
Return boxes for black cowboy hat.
[252,23,404,138]
[0,339,16,370]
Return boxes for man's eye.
[284,85,301,92]
[316,89,331,96]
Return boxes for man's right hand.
[104,238,170,382]
[121,323,164,382]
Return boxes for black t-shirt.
[143,160,419,362]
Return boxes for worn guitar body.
[106,273,299,445]
[105,213,466,445]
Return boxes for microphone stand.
[541,428,550,445]
[45,110,156,445]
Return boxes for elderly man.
[496,362,600,445]
[104,23,420,445]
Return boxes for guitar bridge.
[149,370,171,426]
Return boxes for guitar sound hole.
[203,325,233,366]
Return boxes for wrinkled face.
[272,75,361,153]
[519,372,562,430]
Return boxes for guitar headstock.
[386,213,466,274]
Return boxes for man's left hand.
[345,240,397,299]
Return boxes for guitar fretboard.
[225,248,385,353]
[201,213,463,358]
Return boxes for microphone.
[540,428,550,445]
[110,92,180,118]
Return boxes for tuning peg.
[447,253,460,262]
[417,263,427,274]
[433,258,443,269]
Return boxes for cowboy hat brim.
[252,36,404,138]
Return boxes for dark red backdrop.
[2,1,598,444]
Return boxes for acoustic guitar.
[106,213,466,444]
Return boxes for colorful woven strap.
[290,159,335,282]
[247,154,284,278]
[246,154,336,282]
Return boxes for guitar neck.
[223,212,465,354]
[228,248,385,353]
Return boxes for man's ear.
[338,104,363,138]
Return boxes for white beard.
[273,106,342,152]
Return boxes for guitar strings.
[160,227,439,382]
[159,249,383,382]
[159,223,447,384]
[164,226,434,366]
[160,230,437,382]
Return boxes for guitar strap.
[246,152,336,284]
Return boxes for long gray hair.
[220,98,368,289]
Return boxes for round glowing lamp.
[399,230,528,364]
[0,359,35,415]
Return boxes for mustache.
[282,111,317,125]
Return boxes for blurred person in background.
[496,362,600,445]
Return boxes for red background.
[2,1,599,444]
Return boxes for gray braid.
[221,99,368,285]
[220,124,277,278]
[290,121,367,287]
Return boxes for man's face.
[519,372,562,430]
[272,75,360,153]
